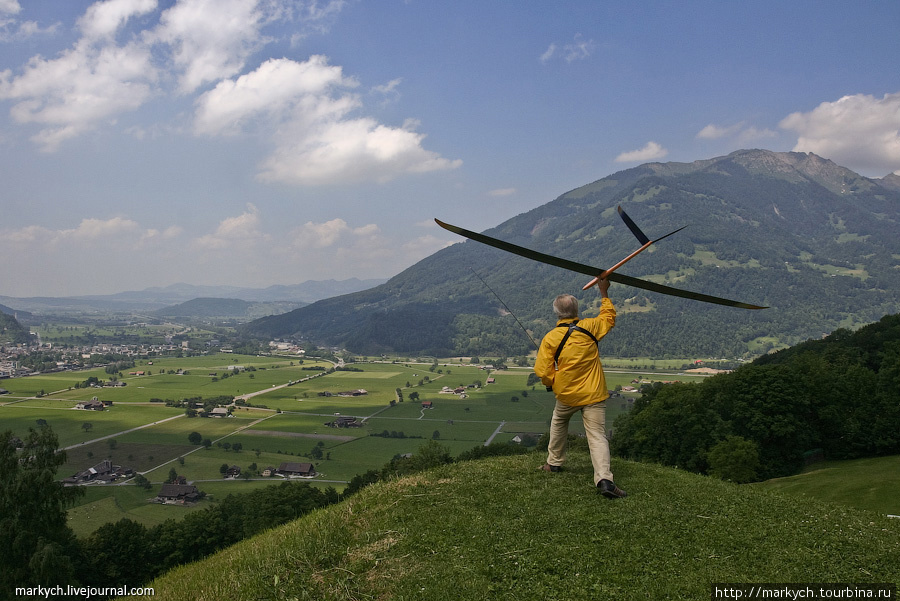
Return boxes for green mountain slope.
[245,149,900,358]
[0,311,30,344]
[129,453,900,601]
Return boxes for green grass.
[755,455,900,516]
[126,452,900,601]
[66,485,201,537]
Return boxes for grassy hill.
[128,451,900,600]
[756,455,900,516]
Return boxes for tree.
[707,436,761,483]
[81,423,93,434]
[79,519,155,587]
[188,431,202,445]
[0,425,83,597]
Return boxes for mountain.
[0,278,385,316]
[97,278,386,304]
[245,149,900,358]
[154,297,305,321]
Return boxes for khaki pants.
[546,399,613,485]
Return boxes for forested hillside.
[245,149,900,358]
[611,313,900,480]
[0,311,29,344]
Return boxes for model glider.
[434,207,767,310]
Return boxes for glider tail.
[617,205,651,245]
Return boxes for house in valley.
[276,462,316,478]
[156,483,201,504]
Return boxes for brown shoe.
[598,479,627,498]
[538,463,562,473]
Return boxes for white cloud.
[78,0,157,40]
[287,0,346,43]
[65,216,142,241]
[541,35,594,64]
[615,141,668,163]
[489,188,516,197]
[263,116,461,185]
[289,218,352,249]
[371,77,402,105]
[0,0,20,15]
[401,233,454,257]
[297,218,349,247]
[539,43,557,64]
[193,55,355,135]
[193,55,460,185]
[139,224,183,244]
[1,1,457,186]
[5,19,61,41]
[780,92,900,174]
[737,126,777,143]
[283,222,450,278]
[0,1,156,151]
[697,122,777,144]
[564,33,595,62]
[193,204,266,250]
[696,123,743,139]
[1,216,160,248]
[150,0,269,94]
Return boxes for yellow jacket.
[533,297,616,406]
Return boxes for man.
[533,278,626,499]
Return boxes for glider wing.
[434,218,767,310]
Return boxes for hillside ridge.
[128,452,900,600]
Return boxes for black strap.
[553,320,599,370]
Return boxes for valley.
[2,349,712,536]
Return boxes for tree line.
[611,313,900,481]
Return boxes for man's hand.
[598,277,610,298]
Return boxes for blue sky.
[2,0,899,297]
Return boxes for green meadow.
[0,352,710,535]
[755,454,900,516]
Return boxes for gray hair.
[552,294,579,319]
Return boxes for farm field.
[1,352,709,535]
